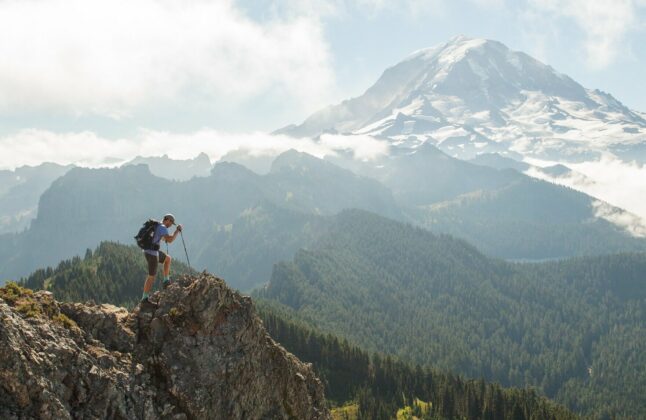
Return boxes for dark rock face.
[0,274,330,419]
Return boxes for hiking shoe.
[140,297,158,310]
[162,280,172,290]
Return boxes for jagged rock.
[59,302,134,353]
[0,274,330,419]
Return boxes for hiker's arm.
[163,225,182,243]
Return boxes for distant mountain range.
[125,152,212,181]
[2,149,645,287]
[279,35,645,164]
[0,154,213,235]
[0,163,72,234]
[0,152,398,283]
[328,142,646,258]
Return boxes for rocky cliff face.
[0,274,330,419]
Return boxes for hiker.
[141,213,183,304]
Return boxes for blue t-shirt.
[144,224,170,256]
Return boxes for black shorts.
[145,251,167,276]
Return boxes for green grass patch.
[331,403,358,420]
[1,281,75,328]
[396,398,432,420]
[0,281,33,304]
[52,313,78,329]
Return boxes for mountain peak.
[0,274,330,419]
[404,35,581,103]
[270,149,326,173]
[409,35,489,64]
[449,33,472,42]
[282,36,645,162]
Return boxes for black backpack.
[135,219,160,250]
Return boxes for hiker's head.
[162,214,176,227]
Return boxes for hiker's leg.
[142,253,158,300]
[143,275,155,294]
[163,255,171,277]
[158,251,171,286]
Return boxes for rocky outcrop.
[0,274,330,419]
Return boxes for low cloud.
[567,156,646,221]
[526,155,646,229]
[319,133,390,161]
[0,0,334,118]
[0,129,389,170]
[592,200,646,238]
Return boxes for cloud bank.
[592,200,646,238]
[0,0,334,118]
[527,155,646,230]
[567,156,646,221]
[0,129,389,170]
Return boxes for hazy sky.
[1,0,644,138]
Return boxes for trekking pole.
[179,230,192,272]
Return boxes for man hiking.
[141,213,183,305]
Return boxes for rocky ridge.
[0,274,330,419]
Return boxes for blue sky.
[0,0,644,157]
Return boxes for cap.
[163,213,176,225]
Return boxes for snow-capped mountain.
[280,35,646,163]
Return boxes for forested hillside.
[414,177,646,258]
[13,242,576,419]
[258,210,646,418]
[257,303,576,419]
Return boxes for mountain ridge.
[0,154,399,283]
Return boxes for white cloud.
[526,155,646,224]
[592,200,646,238]
[0,0,335,118]
[0,130,138,169]
[319,133,390,160]
[270,0,446,19]
[526,0,643,68]
[567,156,646,221]
[0,129,389,170]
